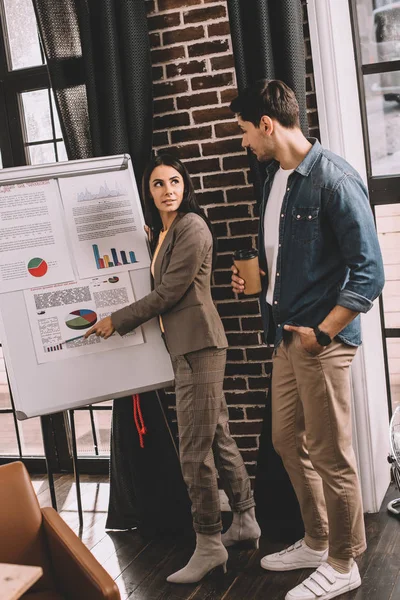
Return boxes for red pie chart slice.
[28,257,48,277]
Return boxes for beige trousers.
[171,347,255,535]
[272,335,366,560]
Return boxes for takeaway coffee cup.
[233,249,262,295]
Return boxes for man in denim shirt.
[230,80,384,600]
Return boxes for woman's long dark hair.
[142,153,217,268]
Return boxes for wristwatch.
[313,326,332,347]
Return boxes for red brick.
[240,450,259,462]
[235,436,258,449]
[184,158,220,174]
[158,0,198,8]
[225,391,266,405]
[212,287,234,301]
[188,39,229,58]
[241,316,263,331]
[192,72,233,91]
[223,155,249,170]
[215,121,240,138]
[226,363,262,376]
[153,79,188,98]
[248,377,270,390]
[171,126,212,143]
[224,377,247,390]
[148,12,180,31]
[221,88,238,103]
[146,0,156,14]
[231,421,262,435]
[212,221,228,237]
[202,138,243,156]
[154,112,190,130]
[208,21,231,37]
[196,190,224,205]
[246,347,274,361]
[167,144,201,159]
[226,186,255,202]
[246,407,265,420]
[227,348,244,362]
[163,26,204,46]
[220,316,240,331]
[151,46,185,64]
[208,204,249,221]
[218,237,255,253]
[211,55,234,71]
[152,66,164,81]
[307,93,317,109]
[204,171,245,189]
[193,106,233,124]
[217,300,260,317]
[228,407,246,420]
[153,131,169,147]
[229,219,259,236]
[214,271,234,285]
[154,97,175,114]
[149,32,161,48]
[167,60,206,78]
[177,91,218,110]
[215,254,234,269]
[183,6,226,24]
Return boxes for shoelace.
[279,540,303,555]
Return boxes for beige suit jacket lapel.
[153,213,183,286]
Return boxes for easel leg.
[40,415,58,511]
[68,410,83,529]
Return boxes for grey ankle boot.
[167,532,228,584]
[221,507,261,548]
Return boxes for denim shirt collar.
[264,137,322,181]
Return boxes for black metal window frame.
[349,0,400,418]
[0,11,111,473]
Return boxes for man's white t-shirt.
[264,167,294,305]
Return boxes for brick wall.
[146,0,320,480]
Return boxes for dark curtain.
[32,0,192,532]
[227,0,308,203]
[31,0,152,184]
[227,0,307,542]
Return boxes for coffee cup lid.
[233,248,258,260]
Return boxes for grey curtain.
[31,0,152,184]
[228,0,306,542]
[228,0,308,203]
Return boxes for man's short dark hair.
[230,79,300,128]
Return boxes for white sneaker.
[285,561,361,600]
[260,539,328,571]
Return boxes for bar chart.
[92,244,138,270]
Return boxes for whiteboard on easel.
[0,154,174,419]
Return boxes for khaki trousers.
[171,347,255,535]
[272,335,366,559]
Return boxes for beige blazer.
[111,212,228,356]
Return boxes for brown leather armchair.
[0,461,120,599]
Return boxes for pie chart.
[28,257,48,277]
[65,309,97,330]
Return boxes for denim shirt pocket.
[291,206,320,243]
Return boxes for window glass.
[2,0,44,70]
[0,347,11,410]
[18,418,45,455]
[0,413,19,455]
[28,143,56,165]
[364,71,400,176]
[375,204,400,328]
[356,0,400,65]
[387,339,400,413]
[21,90,53,143]
[74,406,112,456]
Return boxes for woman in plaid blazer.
[86,154,260,584]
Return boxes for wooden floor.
[32,474,400,600]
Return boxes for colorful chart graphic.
[92,244,138,270]
[28,257,48,277]
[108,276,119,283]
[65,309,97,330]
